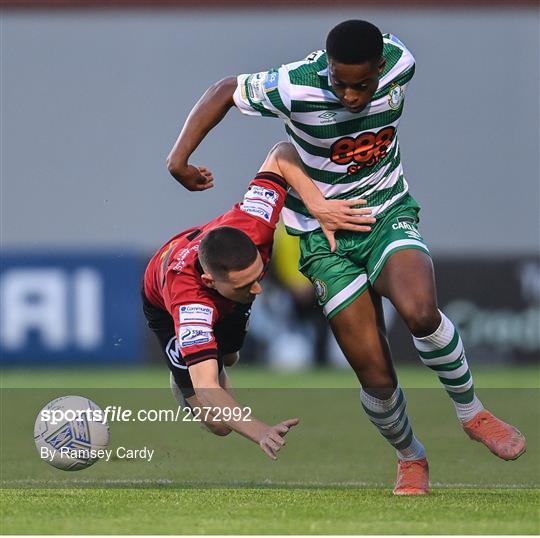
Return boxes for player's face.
[328,57,386,113]
[213,253,265,304]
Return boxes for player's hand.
[310,198,376,252]
[175,164,214,191]
[258,418,300,460]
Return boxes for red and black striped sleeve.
[183,348,218,367]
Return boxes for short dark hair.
[326,20,383,65]
[199,227,258,278]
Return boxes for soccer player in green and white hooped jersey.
[167,20,526,495]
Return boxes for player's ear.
[378,58,386,74]
[201,273,216,289]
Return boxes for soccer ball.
[34,395,109,471]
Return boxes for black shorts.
[141,290,251,399]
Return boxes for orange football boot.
[463,410,526,461]
[393,458,430,496]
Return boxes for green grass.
[1,487,539,535]
[1,366,538,534]
[2,364,539,388]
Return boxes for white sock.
[360,387,426,461]
[413,311,484,423]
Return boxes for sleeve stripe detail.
[185,354,218,367]
[381,44,404,76]
[266,88,289,116]
[184,348,217,364]
[373,64,416,100]
[254,171,287,190]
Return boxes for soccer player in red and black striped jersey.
[143,142,374,459]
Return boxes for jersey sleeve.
[379,34,416,92]
[237,172,288,231]
[233,66,291,119]
[172,302,219,367]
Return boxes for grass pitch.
[2,363,539,389]
[2,487,539,535]
[1,366,539,534]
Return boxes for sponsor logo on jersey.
[330,127,396,175]
[313,278,328,302]
[246,73,266,103]
[179,304,213,325]
[264,71,279,93]
[305,50,324,63]
[178,325,214,348]
[319,111,337,119]
[404,229,422,240]
[392,218,422,240]
[165,335,187,369]
[240,199,274,223]
[318,111,337,124]
[397,216,415,224]
[388,83,404,110]
[172,244,199,273]
[245,185,279,206]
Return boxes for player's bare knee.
[352,361,395,389]
[403,304,440,337]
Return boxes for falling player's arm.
[188,358,299,460]
[260,142,376,251]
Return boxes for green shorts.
[299,194,430,319]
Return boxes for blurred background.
[1,0,539,377]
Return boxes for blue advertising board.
[0,251,146,365]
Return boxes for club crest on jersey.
[313,279,328,302]
[388,83,404,110]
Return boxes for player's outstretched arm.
[167,76,237,191]
[260,142,376,252]
[188,359,299,460]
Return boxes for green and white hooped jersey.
[233,34,415,235]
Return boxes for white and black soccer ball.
[34,395,109,471]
